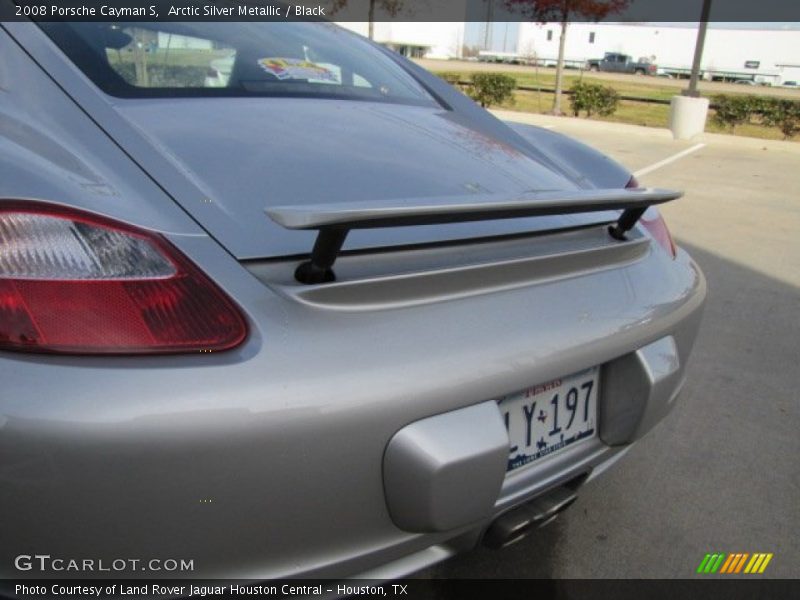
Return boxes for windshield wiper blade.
[266,187,682,284]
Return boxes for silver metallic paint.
[265,187,680,230]
[0,19,706,579]
[383,401,509,533]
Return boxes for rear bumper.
[354,443,633,580]
[357,338,688,580]
[0,233,705,580]
[383,330,689,533]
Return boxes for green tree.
[504,0,630,115]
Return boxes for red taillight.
[625,176,676,258]
[640,209,677,258]
[625,175,641,189]
[0,202,247,354]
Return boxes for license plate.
[499,367,599,472]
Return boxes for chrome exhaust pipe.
[483,486,578,549]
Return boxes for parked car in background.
[587,52,657,75]
[477,50,525,64]
[1,13,705,581]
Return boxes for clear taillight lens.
[0,202,247,354]
[625,176,677,259]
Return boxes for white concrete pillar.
[668,95,710,140]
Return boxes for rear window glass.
[39,21,437,106]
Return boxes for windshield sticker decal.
[257,58,339,83]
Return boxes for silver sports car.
[0,15,705,580]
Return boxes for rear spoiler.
[266,187,682,284]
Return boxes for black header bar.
[2,579,799,600]
[2,0,800,23]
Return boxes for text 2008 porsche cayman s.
[0,15,705,579]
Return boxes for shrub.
[569,82,619,117]
[438,72,464,86]
[111,63,208,87]
[761,98,800,139]
[147,65,208,87]
[438,71,471,93]
[711,94,759,132]
[468,73,516,108]
[711,94,800,138]
[746,95,772,122]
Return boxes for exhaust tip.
[483,485,579,549]
[483,509,535,549]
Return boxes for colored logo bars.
[697,553,774,574]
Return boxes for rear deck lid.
[115,98,588,258]
[35,19,608,259]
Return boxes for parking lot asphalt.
[419,113,800,578]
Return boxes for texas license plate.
[499,367,599,472]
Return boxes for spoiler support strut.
[266,187,681,284]
[608,207,648,241]
[294,228,349,284]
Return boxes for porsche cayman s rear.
[0,16,705,579]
